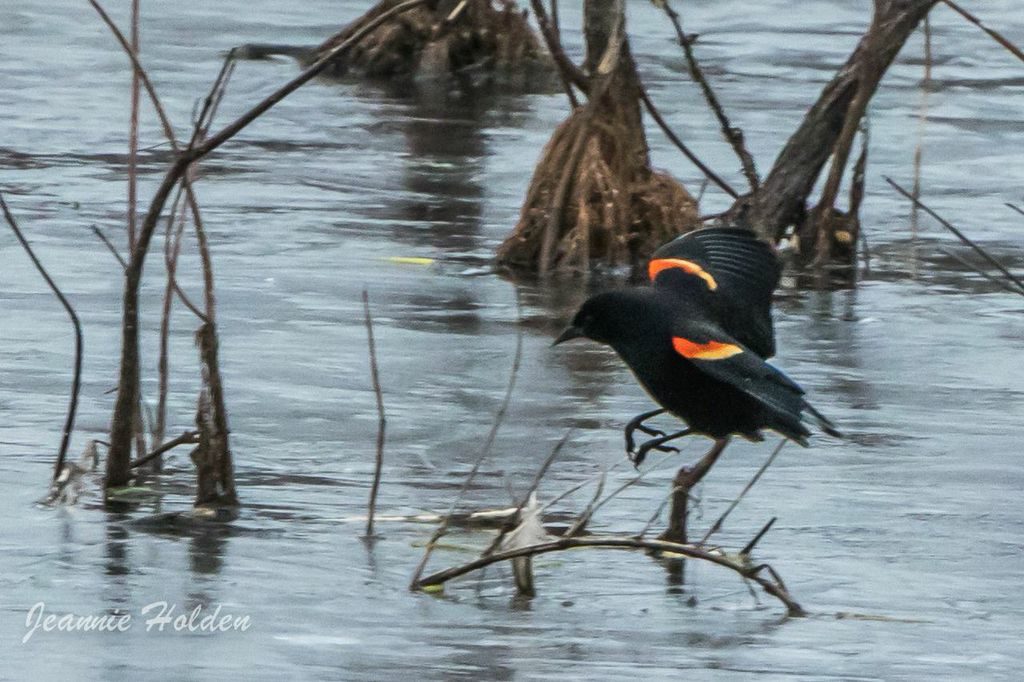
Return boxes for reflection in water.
[103,515,132,610]
[391,91,487,256]
[187,524,229,607]
[376,85,530,257]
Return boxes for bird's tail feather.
[803,401,842,438]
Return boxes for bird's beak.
[552,325,583,347]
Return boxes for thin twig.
[639,84,738,199]
[636,483,682,539]
[564,460,608,537]
[414,534,805,616]
[1006,203,1024,219]
[885,177,1024,294]
[126,0,141,251]
[1,194,83,483]
[741,517,777,556]
[90,225,127,269]
[128,430,199,469]
[529,0,589,97]
[363,289,387,538]
[910,15,932,237]
[541,460,624,512]
[546,0,578,109]
[483,430,572,555]
[659,0,759,191]
[699,439,785,546]
[941,0,1024,64]
[410,293,524,587]
[584,450,676,522]
[89,0,176,148]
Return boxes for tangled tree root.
[497,106,698,274]
[313,0,551,84]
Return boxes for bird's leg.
[631,428,691,467]
[623,408,668,454]
[660,438,730,545]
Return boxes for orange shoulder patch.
[672,337,743,360]
[648,258,718,291]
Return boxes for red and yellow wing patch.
[648,258,718,291]
[672,337,743,361]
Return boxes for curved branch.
[1,193,83,483]
[414,534,805,616]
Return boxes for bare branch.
[410,292,524,587]
[911,15,932,236]
[414,534,805,616]
[126,0,141,250]
[128,430,200,469]
[941,0,1024,63]
[741,516,777,556]
[658,0,759,191]
[1,193,83,484]
[90,225,128,269]
[700,439,785,546]
[886,177,1024,295]
[638,83,738,199]
[529,0,589,98]
[363,289,387,538]
[98,0,431,488]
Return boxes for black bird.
[554,228,839,465]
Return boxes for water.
[2,1,1023,679]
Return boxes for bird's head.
[553,290,653,347]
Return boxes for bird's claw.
[628,439,679,467]
[623,409,669,456]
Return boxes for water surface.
[1,1,1023,679]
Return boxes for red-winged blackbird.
[555,228,839,465]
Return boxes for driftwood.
[496,0,697,274]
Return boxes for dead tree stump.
[312,0,551,83]
[496,0,698,274]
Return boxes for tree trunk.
[725,0,939,251]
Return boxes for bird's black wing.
[649,228,780,358]
[668,317,814,444]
